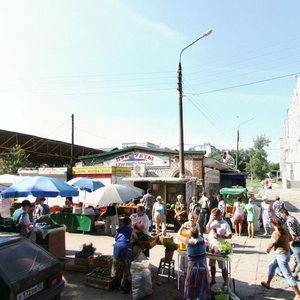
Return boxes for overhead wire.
[0,37,299,100]
[187,72,300,96]
[75,127,120,144]
[22,117,72,151]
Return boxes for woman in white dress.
[260,196,273,236]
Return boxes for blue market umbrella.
[67,177,104,192]
[1,176,79,198]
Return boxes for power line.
[188,72,299,95]
[0,86,175,97]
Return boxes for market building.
[280,75,300,188]
[76,145,242,205]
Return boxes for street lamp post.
[236,117,254,170]
[178,29,212,178]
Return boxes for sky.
[0,1,300,163]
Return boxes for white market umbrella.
[0,174,23,186]
[83,184,144,207]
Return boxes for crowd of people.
[9,190,300,300]
[174,192,300,300]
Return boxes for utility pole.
[177,29,212,178]
[70,114,74,167]
[236,117,254,170]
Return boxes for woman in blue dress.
[177,226,211,300]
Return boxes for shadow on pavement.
[233,278,294,300]
[232,243,255,249]
[233,249,266,255]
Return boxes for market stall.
[219,187,248,204]
[50,212,97,233]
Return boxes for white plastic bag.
[131,259,152,300]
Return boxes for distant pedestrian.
[232,197,245,236]
[174,194,188,231]
[217,194,226,218]
[199,192,210,232]
[104,204,118,236]
[152,196,166,235]
[260,196,273,236]
[261,217,300,300]
[141,189,155,231]
[245,198,256,238]
[189,196,201,227]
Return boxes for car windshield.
[0,239,58,282]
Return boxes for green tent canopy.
[219,187,248,204]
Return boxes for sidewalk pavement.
[61,187,300,300]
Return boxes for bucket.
[179,229,189,251]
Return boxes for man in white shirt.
[206,208,232,286]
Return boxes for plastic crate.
[85,274,113,290]
[92,256,113,268]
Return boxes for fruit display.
[124,201,136,207]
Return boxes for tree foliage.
[0,145,31,174]
[245,135,270,180]
[209,148,249,173]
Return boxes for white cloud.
[117,1,185,41]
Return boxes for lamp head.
[202,29,213,38]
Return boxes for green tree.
[208,149,224,161]
[210,149,249,172]
[0,145,31,174]
[246,135,270,180]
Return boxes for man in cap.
[12,199,33,236]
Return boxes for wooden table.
[177,250,232,290]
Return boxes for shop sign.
[106,152,170,169]
[72,166,131,175]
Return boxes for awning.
[204,157,236,172]
[122,176,197,184]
